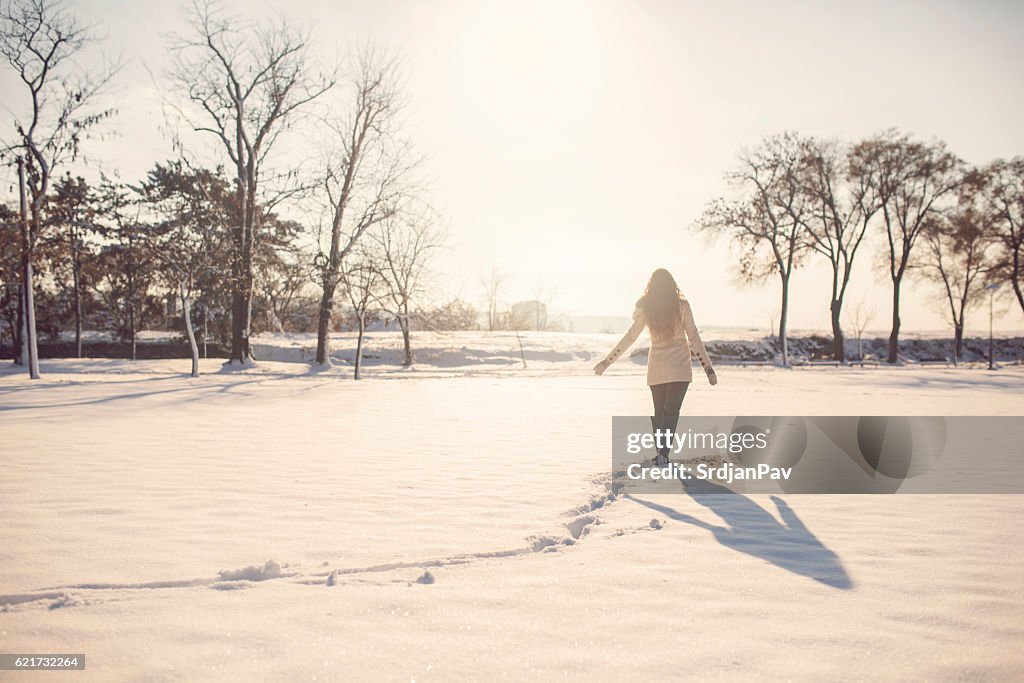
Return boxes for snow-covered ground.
[26,328,1024,367]
[248,329,1024,370]
[1,355,1023,681]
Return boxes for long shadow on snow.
[628,479,853,589]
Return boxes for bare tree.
[981,158,1024,316]
[482,266,504,332]
[846,297,875,361]
[696,132,811,367]
[861,131,961,363]
[916,171,996,364]
[800,137,883,362]
[340,250,381,379]
[375,206,442,366]
[167,0,332,365]
[0,0,119,377]
[313,48,411,366]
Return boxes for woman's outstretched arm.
[682,299,718,385]
[594,307,644,375]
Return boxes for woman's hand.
[706,367,718,386]
[593,359,611,376]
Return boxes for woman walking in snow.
[593,268,717,466]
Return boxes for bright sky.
[3,0,1023,333]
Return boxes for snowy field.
[1,356,1023,681]
[247,329,1024,368]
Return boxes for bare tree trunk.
[354,313,365,380]
[19,286,28,367]
[18,158,39,379]
[888,280,902,364]
[229,293,252,363]
[401,325,412,366]
[954,322,964,365]
[129,303,137,361]
[20,265,39,377]
[244,270,254,361]
[73,249,82,359]
[315,284,335,366]
[778,272,790,368]
[831,264,854,364]
[830,300,845,363]
[202,311,208,359]
[228,108,254,366]
[13,283,24,365]
[228,207,254,364]
[400,312,412,366]
[829,265,846,363]
[180,282,199,378]
[230,275,249,363]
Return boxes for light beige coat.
[601,297,713,385]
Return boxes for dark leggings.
[650,381,690,456]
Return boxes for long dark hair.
[641,268,683,340]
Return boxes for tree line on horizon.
[696,131,1023,366]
